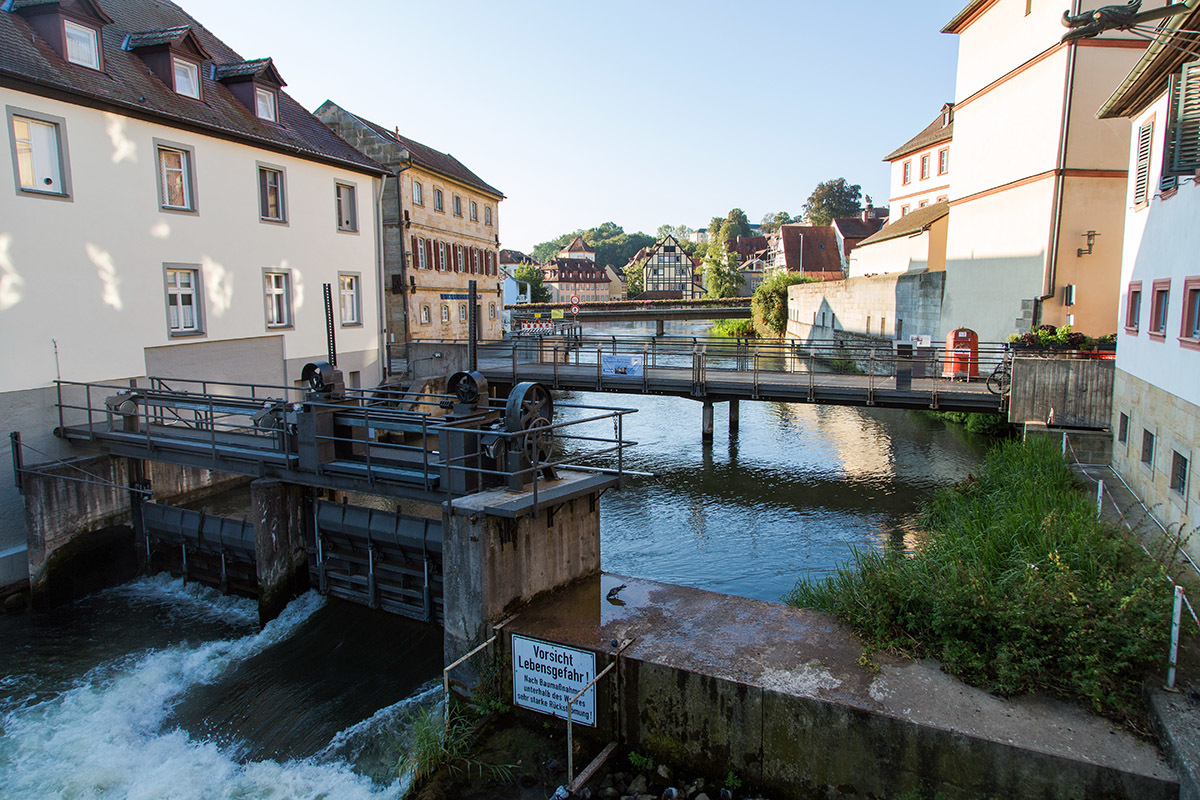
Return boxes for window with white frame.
[456,245,464,273]
[264,271,291,327]
[338,273,360,324]
[489,303,496,320]
[902,161,911,184]
[413,180,423,205]
[165,267,201,334]
[459,303,467,322]
[453,195,462,216]
[173,58,201,99]
[63,20,100,69]
[420,305,431,324]
[434,188,444,211]
[417,237,427,269]
[259,166,285,221]
[437,241,446,271]
[920,154,930,180]
[441,304,449,322]
[938,148,949,174]
[484,206,492,225]
[336,182,357,231]
[472,249,480,274]
[158,146,193,210]
[470,200,478,221]
[255,87,277,122]
[10,113,67,196]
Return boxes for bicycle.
[986,348,1012,396]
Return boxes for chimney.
[862,195,874,223]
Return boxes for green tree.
[751,272,816,336]
[513,264,551,303]
[703,221,745,299]
[707,216,725,240]
[531,224,654,270]
[759,211,794,235]
[723,208,752,239]
[656,223,695,243]
[801,178,862,226]
[625,261,645,298]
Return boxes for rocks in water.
[694,795,711,800]
[627,774,649,795]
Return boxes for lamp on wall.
[403,210,411,229]
[1077,230,1099,257]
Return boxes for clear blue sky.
[189,1,965,250]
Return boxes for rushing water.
[0,320,986,793]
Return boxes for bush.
[928,411,1012,437]
[751,273,816,337]
[784,437,1175,725]
[711,318,757,338]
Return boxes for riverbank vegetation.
[785,437,1175,726]
[712,318,757,338]
[752,273,816,337]
[926,410,1012,437]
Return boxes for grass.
[784,436,1176,726]
[711,318,757,338]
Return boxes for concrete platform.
[504,573,1178,799]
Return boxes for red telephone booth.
[943,328,979,379]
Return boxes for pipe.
[1040,5,1081,324]
[1167,585,1183,689]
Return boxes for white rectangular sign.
[600,354,644,378]
[511,635,597,726]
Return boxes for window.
[472,249,480,274]
[920,154,930,180]
[1165,60,1200,176]
[901,205,910,216]
[902,161,911,184]
[437,241,446,270]
[1180,276,1200,347]
[165,267,202,335]
[1150,278,1170,338]
[416,237,427,269]
[264,271,291,327]
[338,273,360,325]
[453,195,462,216]
[938,148,949,175]
[63,20,100,70]
[258,166,285,222]
[413,180,423,206]
[470,200,478,221]
[420,305,431,324]
[936,195,949,203]
[441,304,449,323]
[1134,119,1153,207]
[489,303,496,320]
[484,206,492,225]
[10,112,68,197]
[1118,412,1129,444]
[1170,451,1189,495]
[336,182,357,231]
[255,87,277,122]
[1126,282,1142,332]
[173,58,200,99]
[456,245,464,273]
[919,200,929,208]
[157,146,193,211]
[434,188,444,211]
[459,303,467,322]
[1141,429,1155,466]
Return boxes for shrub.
[751,273,817,336]
[785,437,1175,725]
[712,318,757,338]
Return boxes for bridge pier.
[251,479,310,625]
[655,319,665,336]
[729,399,739,436]
[702,401,714,442]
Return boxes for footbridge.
[510,300,751,335]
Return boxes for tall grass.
[711,318,757,338]
[785,437,1174,724]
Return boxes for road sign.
[570,304,580,315]
[570,295,580,305]
[551,309,564,319]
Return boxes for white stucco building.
[0,0,387,587]
[884,104,953,218]
[1097,3,1199,562]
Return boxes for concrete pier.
[728,398,739,436]
[251,479,309,624]
[701,401,714,442]
[502,575,1178,800]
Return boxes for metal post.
[553,346,559,389]
[1062,432,1068,456]
[511,342,517,380]
[9,432,22,492]
[1096,480,1104,520]
[468,280,478,372]
[1167,585,1184,689]
[86,383,93,439]
[323,282,337,367]
[56,380,64,433]
[596,345,602,390]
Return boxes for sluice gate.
[313,500,443,623]
[140,502,257,595]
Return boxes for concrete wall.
[0,87,383,395]
[1008,356,1114,429]
[847,216,947,279]
[786,272,945,343]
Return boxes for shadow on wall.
[939,252,1044,342]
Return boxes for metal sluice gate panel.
[140,502,258,596]
[313,500,443,624]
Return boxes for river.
[0,321,987,795]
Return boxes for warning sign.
[511,635,597,725]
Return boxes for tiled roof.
[883,109,953,162]
[543,258,610,283]
[0,0,385,175]
[123,25,189,49]
[213,57,283,85]
[561,235,594,254]
[777,225,843,275]
[832,217,886,240]
[856,201,950,247]
[500,248,538,265]
[351,113,503,198]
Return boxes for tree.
[723,208,752,239]
[656,223,695,244]
[703,221,745,299]
[513,264,551,303]
[759,211,794,235]
[625,261,645,298]
[752,272,817,336]
[530,223,654,270]
[801,178,862,226]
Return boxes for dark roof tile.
[856,201,950,247]
[350,113,503,198]
[883,107,953,162]
[777,225,843,275]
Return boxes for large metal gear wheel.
[505,382,554,464]
[447,370,489,407]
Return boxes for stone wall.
[1111,368,1199,566]
[786,272,945,344]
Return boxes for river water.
[0,322,986,795]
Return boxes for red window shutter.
[411,235,418,267]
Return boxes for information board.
[511,635,597,725]
[600,354,644,378]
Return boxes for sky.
[187,0,966,251]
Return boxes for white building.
[1097,4,1200,562]
[0,0,387,588]
[883,104,953,218]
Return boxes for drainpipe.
[392,155,414,375]
[1039,1,1081,327]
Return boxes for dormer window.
[255,87,277,122]
[63,20,100,69]
[173,58,200,99]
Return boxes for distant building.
[641,234,700,299]
[767,225,844,279]
[847,202,949,279]
[884,104,953,217]
[316,101,505,344]
[832,203,888,272]
[604,264,627,300]
[542,236,611,302]
[499,249,537,306]
[1097,4,1199,564]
